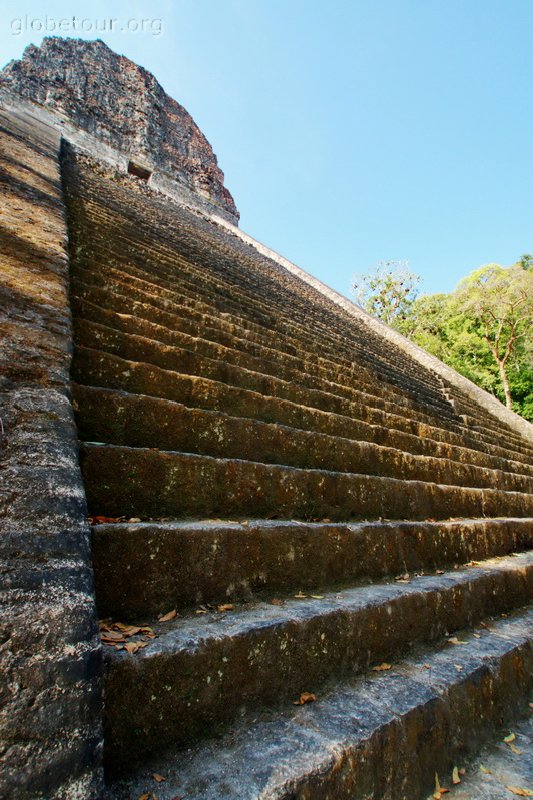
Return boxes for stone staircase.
[58,145,533,799]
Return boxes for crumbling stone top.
[0,36,239,221]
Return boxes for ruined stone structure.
[1,37,532,800]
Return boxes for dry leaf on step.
[153,774,166,783]
[293,692,317,705]
[372,663,392,672]
[158,610,177,622]
[505,788,533,797]
[217,604,234,612]
[504,733,516,744]
[452,766,461,785]
[432,771,449,798]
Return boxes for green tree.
[455,264,533,409]
[518,253,533,271]
[353,259,533,419]
[396,263,533,419]
[351,261,420,328]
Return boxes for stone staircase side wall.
[0,106,104,800]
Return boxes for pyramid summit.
[0,36,239,222]
[0,36,532,800]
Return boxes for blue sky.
[2,0,532,299]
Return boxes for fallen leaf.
[372,663,392,672]
[436,570,445,574]
[195,609,207,614]
[504,733,516,744]
[454,664,463,672]
[310,595,324,600]
[447,637,467,645]
[473,633,481,638]
[158,609,177,622]
[433,772,450,798]
[505,788,533,797]
[101,632,126,643]
[129,517,142,523]
[153,774,166,783]
[395,573,411,583]
[452,766,461,785]
[480,765,491,774]
[294,592,307,599]
[217,604,234,612]
[270,598,284,606]
[510,744,523,755]
[293,692,317,705]
[115,623,142,636]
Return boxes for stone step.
[436,713,532,799]
[91,516,533,619]
[72,320,472,450]
[447,387,533,445]
[71,264,529,461]
[69,246,453,413]
[68,197,443,391]
[464,417,533,458]
[71,347,533,471]
[73,199,457,408]
[442,388,533,457]
[73,385,533,493]
[69,279,530,464]
[71,291,456,429]
[105,609,533,799]
[71,269,454,422]
[80,443,533,521]
[101,553,533,774]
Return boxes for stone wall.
[0,107,103,799]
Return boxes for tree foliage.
[354,257,533,420]
[454,264,533,408]
[352,261,420,327]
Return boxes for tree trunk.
[497,359,513,409]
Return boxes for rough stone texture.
[91,518,533,618]
[0,107,103,798]
[0,37,239,223]
[102,553,532,774]
[105,611,533,800]
[447,714,532,799]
